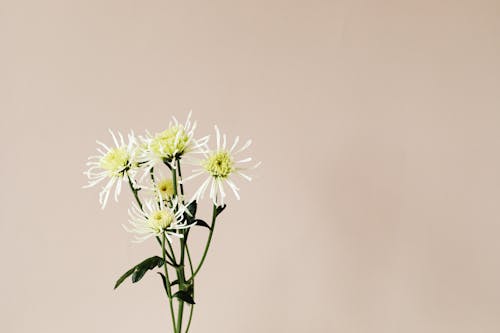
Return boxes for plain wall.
[1,0,500,332]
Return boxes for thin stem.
[185,246,194,278]
[188,204,217,282]
[150,167,155,183]
[177,159,186,201]
[176,271,185,333]
[167,239,178,265]
[180,159,195,333]
[162,234,177,333]
[127,173,142,210]
[177,160,192,246]
[184,305,194,333]
[184,246,195,333]
[171,161,186,333]
[172,163,178,197]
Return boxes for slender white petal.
[84,130,139,208]
[124,198,192,243]
[236,139,252,154]
[230,136,240,152]
[138,112,206,171]
[184,127,259,205]
[215,125,221,151]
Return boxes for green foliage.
[192,219,210,229]
[157,272,169,296]
[186,201,197,220]
[173,290,195,305]
[215,204,226,218]
[114,256,164,289]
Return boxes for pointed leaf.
[114,267,135,290]
[114,256,164,289]
[186,201,197,217]
[132,256,164,283]
[215,204,226,218]
[157,272,168,295]
[191,219,210,229]
[173,290,195,304]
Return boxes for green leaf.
[185,201,197,223]
[215,204,226,218]
[170,279,179,286]
[114,256,164,289]
[173,290,195,304]
[132,256,164,283]
[191,219,210,229]
[157,272,169,296]
[113,267,135,290]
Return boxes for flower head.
[185,126,260,205]
[83,130,139,208]
[157,178,175,200]
[150,126,190,159]
[203,151,234,178]
[139,168,177,202]
[124,197,191,243]
[140,112,208,171]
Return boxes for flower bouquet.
[83,113,259,332]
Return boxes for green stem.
[162,234,177,333]
[176,270,185,333]
[177,159,195,333]
[172,162,178,197]
[184,246,195,333]
[150,167,155,183]
[185,246,194,281]
[127,173,142,210]
[171,160,186,333]
[188,204,217,282]
[173,164,186,266]
[177,160,185,201]
[167,239,178,265]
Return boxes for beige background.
[1,0,500,332]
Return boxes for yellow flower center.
[100,147,129,176]
[203,151,234,178]
[150,126,189,159]
[148,210,174,233]
[157,179,175,199]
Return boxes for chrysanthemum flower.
[124,198,190,243]
[185,126,260,206]
[83,130,139,209]
[140,112,208,171]
[140,168,176,202]
[156,178,175,200]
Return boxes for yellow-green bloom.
[124,198,191,243]
[100,147,130,177]
[150,126,190,159]
[148,210,175,233]
[157,178,175,200]
[84,130,139,209]
[185,126,260,206]
[140,112,208,171]
[203,151,234,178]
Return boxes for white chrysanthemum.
[139,112,208,171]
[141,169,176,202]
[83,130,139,209]
[124,197,191,243]
[184,126,260,206]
